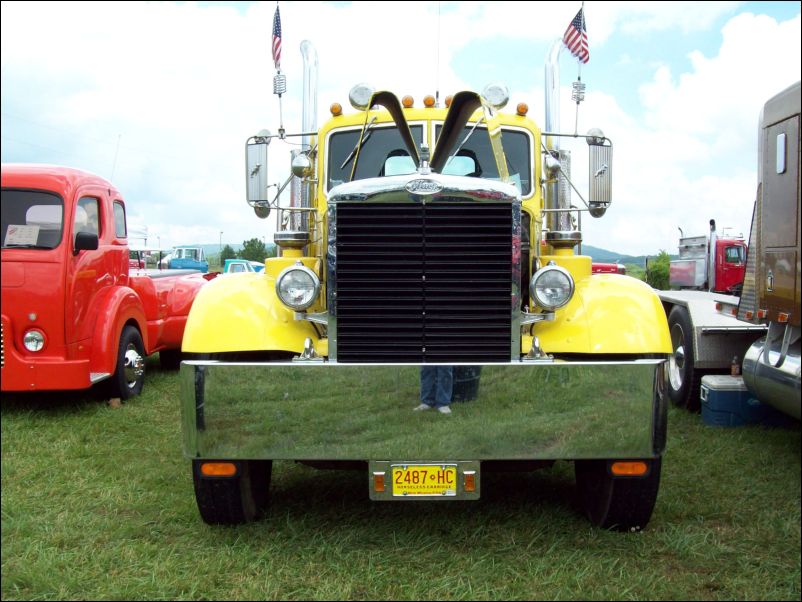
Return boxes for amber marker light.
[330,102,343,116]
[402,95,414,108]
[516,102,529,116]
[372,472,386,493]
[778,312,790,323]
[201,462,238,477]
[611,461,649,476]
[463,471,476,493]
[423,94,436,108]
[444,95,453,108]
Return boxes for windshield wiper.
[340,116,378,170]
[2,243,53,249]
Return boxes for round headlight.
[23,329,46,352]
[530,266,575,310]
[276,263,320,311]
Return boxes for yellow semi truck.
[179,39,671,530]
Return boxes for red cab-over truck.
[1,164,212,398]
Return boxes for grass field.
[2,357,800,600]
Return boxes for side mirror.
[74,231,98,255]
[587,129,612,218]
[246,133,270,204]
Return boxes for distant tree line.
[219,238,277,264]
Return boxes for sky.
[1,1,800,256]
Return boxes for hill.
[581,245,676,265]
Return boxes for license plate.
[391,464,457,497]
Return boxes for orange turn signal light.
[423,94,436,108]
[611,461,649,476]
[372,472,386,493]
[402,95,414,108]
[330,102,343,116]
[444,95,453,108]
[463,471,476,493]
[516,102,529,116]
[200,462,238,477]
[778,312,790,323]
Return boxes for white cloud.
[1,1,799,256]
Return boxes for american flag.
[563,8,589,64]
[272,5,282,69]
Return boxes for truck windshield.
[327,124,424,190]
[725,246,745,263]
[1,189,64,249]
[435,125,532,195]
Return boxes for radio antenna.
[435,1,442,107]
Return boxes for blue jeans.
[420,365,453,408]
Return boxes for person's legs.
[434,366,453,408]
[417,365,437,408]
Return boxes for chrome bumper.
[180,360,667,461]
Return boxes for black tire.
[108,325,145,400]
[159,348,183,371]
[667,305,701,410]
[193,459,272,525]
[575,457,662,532]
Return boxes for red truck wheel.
[192,460,272,525]
[575,458,662,532]
[108,325,145,399]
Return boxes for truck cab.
[1,164,211,398]
[669,221,747,295]
[168,246,208,273]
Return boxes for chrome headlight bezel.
[530,265,575,311]
[275,263,321,311]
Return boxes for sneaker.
[413,403,433,411]
[437,406,452,415]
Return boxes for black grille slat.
[335,202,512,363]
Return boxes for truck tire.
[575,457,662,532]
[667,305,700,410]
[193,459,272,525]
[108,325,145,400]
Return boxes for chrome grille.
[333,202,513,363]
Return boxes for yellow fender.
[535,274,671,354]
[182,272,319,354]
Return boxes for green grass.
[2,357,800,601]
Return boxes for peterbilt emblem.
[405,179,443,195]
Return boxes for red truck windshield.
[1,189,64,249]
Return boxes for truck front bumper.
[181,359,668,461]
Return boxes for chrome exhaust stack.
[544,40,575,248]
[277,41,318,252]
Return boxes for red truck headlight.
[23,329,46,352]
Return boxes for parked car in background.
[169,246,208,273]
[223,259,265,273]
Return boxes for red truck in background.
[669,220,747,294]
[1,164,213,399]
[591,262,626,275]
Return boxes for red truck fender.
[88,286,148,376]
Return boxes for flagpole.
[573,2,585,136]
[273,1,286,139]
